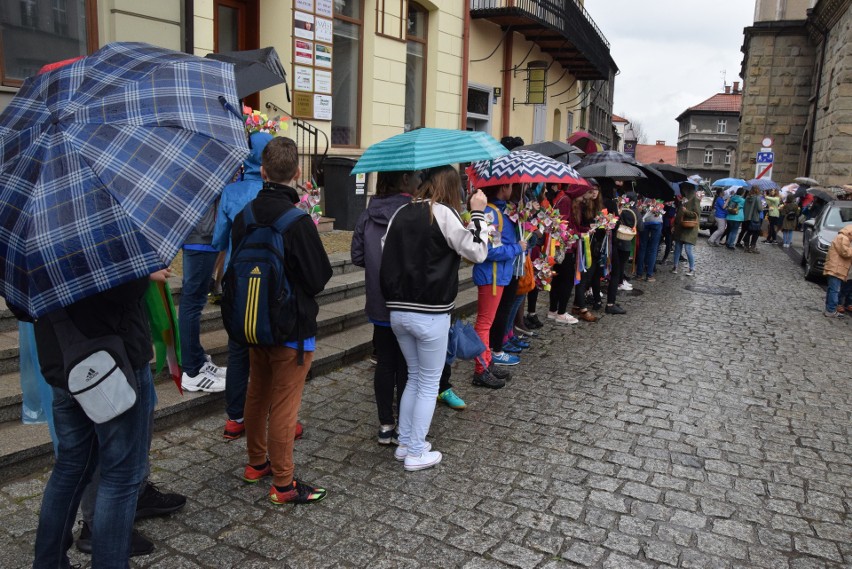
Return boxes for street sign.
[757,152,774,163]
[756,147,773,180]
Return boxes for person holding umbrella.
[380,166,489,471]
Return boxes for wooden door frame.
[214,0,260,109]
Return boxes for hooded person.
[822,224,852,317]
[212,131,296,441]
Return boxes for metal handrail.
[265,101,330,185]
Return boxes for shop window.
[404,2,427,131]
[332,0,362,146]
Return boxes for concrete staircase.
[0,252,480,481]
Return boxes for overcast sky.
[584,0,756,147]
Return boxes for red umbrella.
[467,150,589,188]
[567,131,603,154]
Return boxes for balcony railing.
[266,101,329,187]
[470,0,616,80]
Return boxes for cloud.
[585,0,755,146]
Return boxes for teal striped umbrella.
[350,128,509,174]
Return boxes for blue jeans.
[390,311,450,456]
[726,221,742,247]
[672,241,694,271]
[179,249,218,376]
[638,223,663,277]
[504,292,525,340]
[225,337,250,420]
[34,366,153,568]
[825,276,852,313]
[783,230,794,245]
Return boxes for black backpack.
[221,204,307,347]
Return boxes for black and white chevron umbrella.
[467,150,588,189]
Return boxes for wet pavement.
[2,238,851,568]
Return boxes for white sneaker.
[182,369,225,392]
[553,313,579,325]
[404,449,442,471]
[394,441,432,461]
[618,282,633,291]
[547,311,558,320]
[685,270,695,277]
[201,359,226,379]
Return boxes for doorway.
[214,0,260,109]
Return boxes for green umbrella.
[350,128,509,174]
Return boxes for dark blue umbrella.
[0,42,249,317]
[746,178,779,191]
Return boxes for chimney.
[733,81,740,93]
[656,140,665,146]
[725,85,731,94]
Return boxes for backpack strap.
[271,207,308,234]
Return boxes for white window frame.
[717,119,727,134]
[704,148,714,164]
[724,149,732,165]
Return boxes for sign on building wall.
[755,137,774,180]
[292,5,333,121]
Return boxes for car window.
[822,206,852,230]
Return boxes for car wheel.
[804,254,819,281]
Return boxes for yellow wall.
[468,20,582,144]
[98,0,183,51]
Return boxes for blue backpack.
[221,203,307,347]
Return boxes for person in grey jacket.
[351,170,468,446]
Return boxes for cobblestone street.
[2,239,851,569]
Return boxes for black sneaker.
[605,304,626,315]
[525,314,544,329]
[76,521,154,557]
[488,364,512,382]
[472,369,505,389]
[377,424,398,445]
[135,482,186,520]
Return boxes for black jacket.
[380,200,488,313]
[230,183,332,342]
[33,278,153,388]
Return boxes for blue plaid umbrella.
[350,128,508,174]
[0,42,249,318]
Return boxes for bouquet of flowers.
[532,256,555,291]
[242,105,287,135]
[640,199,665,216]
[297,179,323,225]
[619,195,635,209]
[591,210,619,231]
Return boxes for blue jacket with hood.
[351,193,412,324]
[473,200,523,287]
[212,132,274,266]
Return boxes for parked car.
[801,200,852,280]
[699,191,716,231]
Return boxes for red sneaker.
[295,421,304,440]
[223,419,245,440]
[268,479,327,505]
[243,461,271,483]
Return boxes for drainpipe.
[460,4,471,130]
[501,30,513,138]
[806,20,827,175]
[184,0,194,55]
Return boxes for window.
[2,0,94,87]
[724,149,732,165]
[466,83,491,133]
[404,2,427,131]
[332,0,362,146]
[704,149,713,164]
[567,111,574,136]
[717,119,727,134]
[53,0,68,35]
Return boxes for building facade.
[0,1,617,174]
[676,86,742,182]
[738,0,850,186]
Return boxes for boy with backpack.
[224,137,332,504]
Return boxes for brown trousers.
[244,346,313,487]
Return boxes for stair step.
[0,285,481,481]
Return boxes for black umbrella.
[645,163,688,183]
[577,150,640,167]
[206,47,289,101]
[632,164,676,201]
[516,140,582,159]
[808,188,841,203]
[577,162,646,181]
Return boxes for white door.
[532,104,547,143]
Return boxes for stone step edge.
[0,288,481,482]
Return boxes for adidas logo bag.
[47,309,137,424]
[221,204,307,346]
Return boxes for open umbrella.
[577,150,639,167]
[0,42,249,318]
[206,47,289,101]
[795,176,820,186]
[576,162,647,181]
[645,163,688,182]
[516,140,582,159]
[747,178,779,191]
[632,164,676,201]
[567,131,603,154]
[351,128,508,174]
[467,150,588,188]
[711,177,748,188]
[807,188,838,203]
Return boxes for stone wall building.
[738,0,850,186]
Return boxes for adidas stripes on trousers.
[244,346,313,487]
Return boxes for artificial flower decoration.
[242,105,283,136]
[297,179,323,225]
